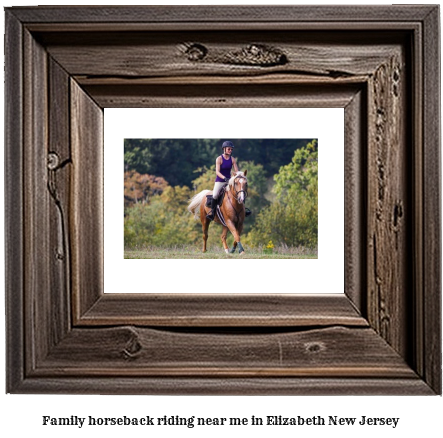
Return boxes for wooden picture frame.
[5,5,441,394]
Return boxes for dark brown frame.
[5,5,441,394]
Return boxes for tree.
[124,170,168,209]
[124,138,315,188]
[124,138,219,187]
[246,139,318,248]
[124,185,200,247]
[191,164,216,194]
[274,139,318,200]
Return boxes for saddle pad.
[216,206,227,227]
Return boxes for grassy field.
[124,245,317,259]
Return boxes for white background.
[105,108,344,294]
[1,1,442,438]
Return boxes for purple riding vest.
[215,155,233,182]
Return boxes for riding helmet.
[222,141,235,150]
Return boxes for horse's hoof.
[225,249,229,254]
[239,251,245,255]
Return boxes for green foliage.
[192,164,216,194]
[124,139,218,187]
[124,139,154,175]
[124,185,200,247]
[124,138,312,188]
[219,138,312,176]
[246,140,318,248]
[274,139,318,200]
[238,160,269,211]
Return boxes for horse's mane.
[228,172,247,188]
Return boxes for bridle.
[231,176,248,203]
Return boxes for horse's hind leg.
[220,226,229,253]
[202,219,209,253]
[199,202,210,253]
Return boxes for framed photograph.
[122,136,320,260]
[5,5,441,394]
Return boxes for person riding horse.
[206,141,251,221]
[188,141,251,254]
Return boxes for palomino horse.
[188,171,248,254]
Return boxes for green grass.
[124,245,317,260]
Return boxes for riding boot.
[206,198,217,221]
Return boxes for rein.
[226,191,242,222]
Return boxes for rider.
[206,141,239,221]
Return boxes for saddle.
[205,186,226,208]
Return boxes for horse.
[188,171,248,254]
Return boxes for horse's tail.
[188,190,211,220]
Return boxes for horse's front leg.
[229,241,238,254]
[236,223,245,255]
[226,221,244,255]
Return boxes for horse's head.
[229,170,248,204]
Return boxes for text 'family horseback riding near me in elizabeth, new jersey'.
[41,415,400,429]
